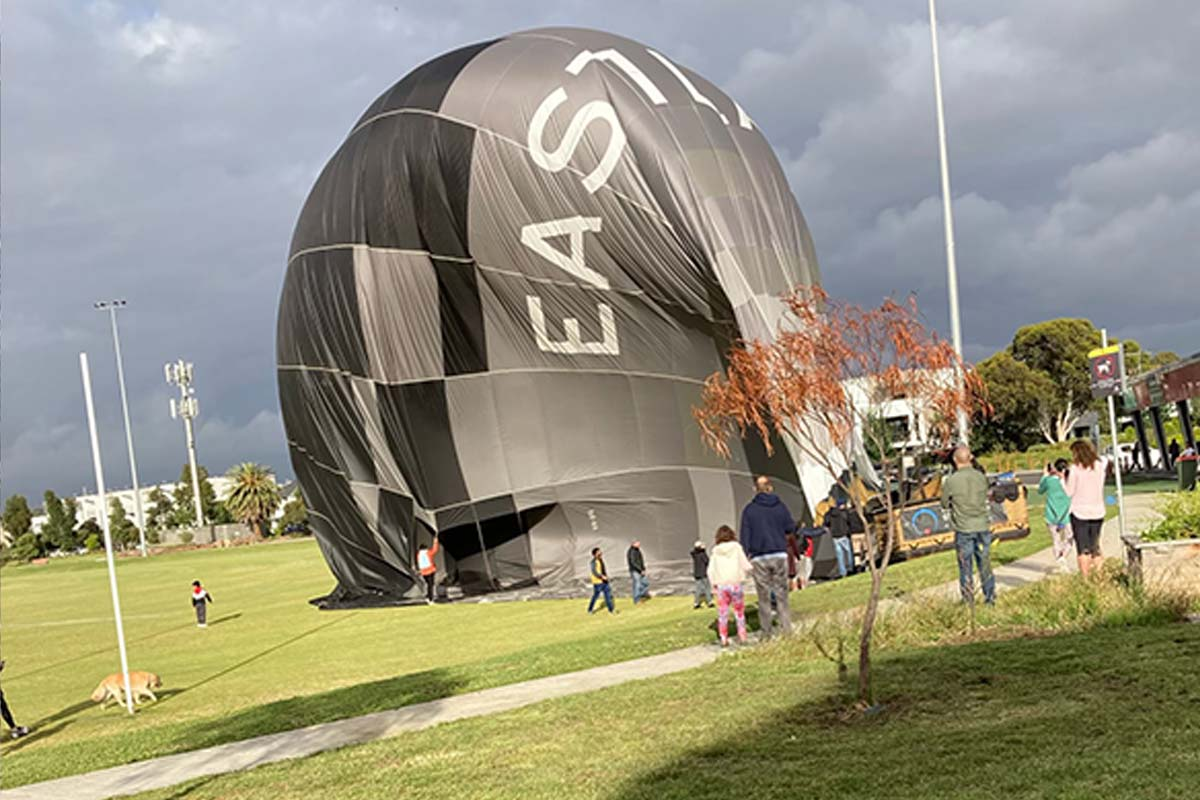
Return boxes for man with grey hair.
[739,475,795,639]
[941,445,996,605]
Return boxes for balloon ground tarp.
[277,27,825,608]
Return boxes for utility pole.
[1101,329,1127,539]
[928,0,968,444]
[95,300,147,556]
[165,360,205,528]
[80,353,136,715]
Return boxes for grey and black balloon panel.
[278,28,818,606]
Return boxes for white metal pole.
[108,305,147,556]
[185,416,205,528]
[80,353,136,715]
[928,0,968,444]
[1102,329,1127,539]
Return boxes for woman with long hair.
[707,525,753,646]
[1063,440,1107,577]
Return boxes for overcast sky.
[3,0,1198,504]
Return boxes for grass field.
[132,573,1200,800]
[0,495,1053,788]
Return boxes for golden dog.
[90,671,162,708]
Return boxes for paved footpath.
[922,492,1160,602]
[1,494,1161,800]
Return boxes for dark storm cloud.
[3,0,1197,502]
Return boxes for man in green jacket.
[941,446,995,605]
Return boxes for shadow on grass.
[159,614,357,708]
[607,621,1200,800]
[184,667,470,751]
[3,617,228,685]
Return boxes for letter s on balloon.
[527,87,626,195]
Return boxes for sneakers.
[719,637,730,647]
[10,726,29,739]
[197,623,207,628]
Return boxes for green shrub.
[84,533,101,552]
[1141,489,1200,542]
[179,531,194,545]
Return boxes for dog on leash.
[90,671,162,709]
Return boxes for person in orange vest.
[417,536,440,604]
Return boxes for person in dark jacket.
[690,541,713,608]
[191,580,214,628]
[825,498,854,577]
[627,541,649,604]
[739,476,795,639]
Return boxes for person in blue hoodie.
[739,475,795,640]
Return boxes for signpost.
[1089,333,1126,539]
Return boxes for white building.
[68,471,287,526]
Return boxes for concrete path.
[2,494,1163,800]
[923,491,1160,602]
[0,646,717,800]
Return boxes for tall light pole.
[165,360,205,528]
[95,300,147,557]
[928,0,968,443]
[80,353,136,715]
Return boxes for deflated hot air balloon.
[278,27,822,606]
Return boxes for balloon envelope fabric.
[278,27,821,606]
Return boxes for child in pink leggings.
[706,525,754,646]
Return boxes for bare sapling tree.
[693,287,986,704]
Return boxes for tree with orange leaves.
[693,286,986,704]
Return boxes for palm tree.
[224,463,281,540]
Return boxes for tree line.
[1,463,308,562]
[972,317,1179,454]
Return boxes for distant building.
[29,470,288,533]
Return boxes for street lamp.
[928,0,969,444]
[165,360,205,528]
[94,299,147,557]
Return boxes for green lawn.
[132,574,1200,800]
[0,506,1050,789]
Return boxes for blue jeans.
[631,572,649,603]
[588,582,614,613]
[833,537,853,577]
[955,531,996,605]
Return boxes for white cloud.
[116,13,227,80]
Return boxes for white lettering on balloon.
[527,88,626,195]
[521,216,619,356]
[521,46,752,356]
[520,217,609,289]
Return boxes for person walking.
[587,547,616,614]
[825,498,854,578]
[191,580,214,627]
[739,475,795,640]
[795,528,815,589]
[707,525,753,646]
[941,446,996,606]
[690,541,714,609]
[627,540,649,604]
[1064,439,1107,578]
[1168,438,1181,470]
[417,536,440,604]
[1038,458,1074,572]
[0,661,30,739]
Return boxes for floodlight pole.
[80,353,136,715]
[166,360,205,527]
[96,300,147,556]
[928,0,968,444]
[1102,329,1127,539]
